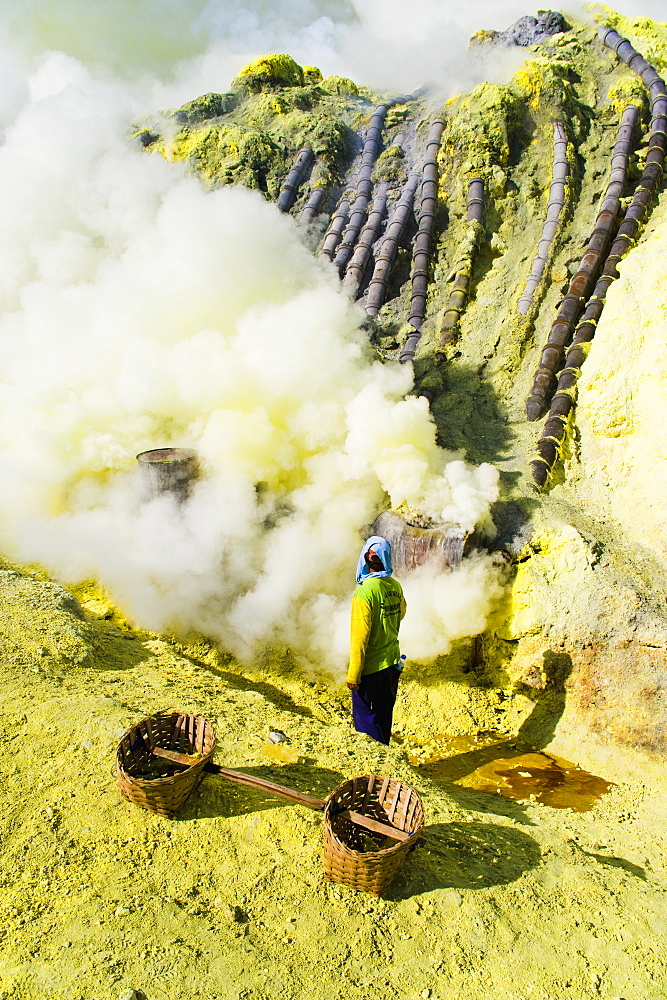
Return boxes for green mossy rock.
[232,53,305,93]
[445,82,525,174]
[372,144,407,185]
[173,91,239,125]
[321,75,359,96]
[154,53,368,198]
[469,28,497,46]
[170,123,283,193]
[302,65,323,84]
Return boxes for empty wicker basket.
[116,712,215,818]
[323,774,424,895]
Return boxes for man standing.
[347,535,406,745]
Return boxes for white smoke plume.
[8,1,653,672]
[0,1,639,102]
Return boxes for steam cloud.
[4,0,645,672]
[2,2,658,102]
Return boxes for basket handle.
[331,809,413,843]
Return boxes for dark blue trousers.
[351,665,401,745]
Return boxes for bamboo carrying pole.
[116,713,425,895]
[151,747,410,841]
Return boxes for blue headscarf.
[356,535,393,584]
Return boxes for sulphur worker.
[347,536,406,744]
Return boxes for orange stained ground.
[405,731,614,812]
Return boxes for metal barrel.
[136,448,199,501]
[371,511,468,573]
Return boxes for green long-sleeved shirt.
[347,575,406,685]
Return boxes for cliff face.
[576,202,667,565]
[535,193,667,754]
[138,8,667,755]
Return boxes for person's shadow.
[437,650,574,773]
[387,819,542,899]
[405,650,575,824]
[516,650,573,749]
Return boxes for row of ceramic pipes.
[517,121,569,319]
[273,29,666,496]
[529,27,667,490]
[526,102,639,424]
[276,105,448,354]
[276,108,486,369]
[319,104,435,323]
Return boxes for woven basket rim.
[324,774,424,857]
[116,711,215,788]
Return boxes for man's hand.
[347,682,359,691]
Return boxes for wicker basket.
[116,712,215,818]
[323,774,424,895]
